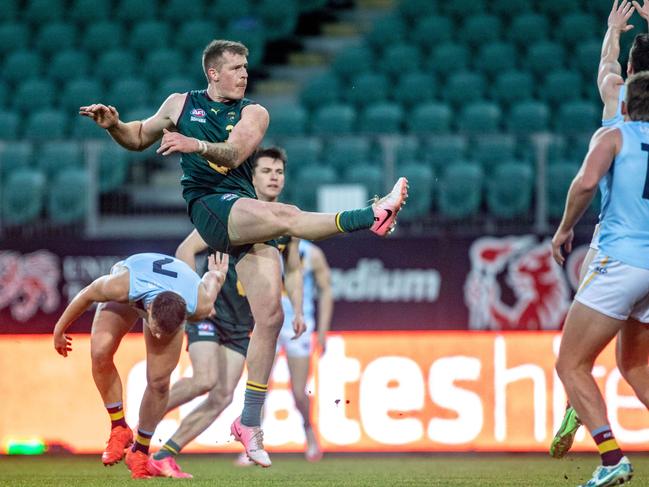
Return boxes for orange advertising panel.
[1,332,648,453]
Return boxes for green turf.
[0,454,645,486]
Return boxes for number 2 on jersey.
[152,258,178,278]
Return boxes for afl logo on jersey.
[190,108,207,123]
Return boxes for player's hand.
[551,228,574,266]
[78,104,120,129]
[609,0,635,32]
[53,332,73,357]
[633,0,649,21]
[208,251,229,277]
[291,314,306,339]
[157,128,201,156]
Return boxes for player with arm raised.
[52,253,227,478]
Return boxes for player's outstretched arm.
[552,128,619,265]
[52,272,130,357]
[599,1,635,107]
[175,229,209,271]
[193,252,228,319]
[633,1,649,29]
[79,93,184,151]
[284,239,306,339]
[311,246,333,352]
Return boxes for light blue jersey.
[602,84,626,128]
[282,240,317,323]
[598,121,649,270]
[119,253,201,314]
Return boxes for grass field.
[0,453,646,486]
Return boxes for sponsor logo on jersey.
[220,193,239,202]
[190,108,207,123]
[464,236,570,331]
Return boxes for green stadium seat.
[25,0,64,24]
[541,70,583,106]
[0,23,29,52]
[48,169,88,225]
[475,42,517,79]
[0,111,19,140]
[428,43,469,76]
[395,73,435,108]
[474,134,516,173]
[545,136,568,163]
[537,0,580,18]
[411,16,453,52]
[491,0,532,19]
[390,137,420,165]
[367,15,407,51]
[14,80,55,113]
[458,102,502,135]
[4,51,42,84]
[258,0,298,40]
[177,20,216,53]
[441,0,485,18]
[69,0,111,22]
[399,0,436,22]
[565,134,592,160]
[462,15,502,47]
[96,50,137,83]
[281,136,322,171]
[347,73,388,108]
[164,0,204,19]
[298,0,327,12]
[25,110,68,141]
[2,169,46,225]
[444,71,486,107]
[97,144,129,193]
[381,43,422,77]
[396,162,434,220]
[225,21,265,67]
[35,23,77,54]
[0,142,33,179]
[49,50,89,83]
[154,77,195,104]
[510,14,549,46]
[292,166,337,211]
[408,102,451,134]
[557,13,598,44]
[361,102,404,134]
[83,22,124,54]
[556,101,600,134]
[311,104,356,135]
[143,49,184,82]
[508,101,550,134]
[323,136,371,172]
[526,41,565,75]
[486,162,533,219]
[576,39,602,78]
[71,115,105,140]
[209,0,251,20]
[492,70,534,106]
[107,78,149,109]
[300,74,341,110]
[332,45,374,81]
[39,142,83,179]
[425,135,467,172]
[130,21,169,52]
[267,105,307,137]
[344,163,384,199]
[547,163,577,219]
[437,163,484,219]
[0,0,18,21]
[0,83,6,109]
[62,79,103,113]
[117,0,158,22]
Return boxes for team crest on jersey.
[198,322,215,332]
[190,108,207,123]
[464,236,570,331]
[227,111,236,121]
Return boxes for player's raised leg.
[90,302,138,466]
[126,325,184,479]
[230,244,283,467]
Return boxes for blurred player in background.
[52,252,227,478]
[551,72,649,487]
[149,147,304,478]
[551,0,649,460]
[80,39,407,466]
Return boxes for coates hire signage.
[0,235,587,333]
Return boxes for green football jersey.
[176,90,258,207]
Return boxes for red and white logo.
[464,236,570,331]
[0,250,61,322]
[190,109,206,117]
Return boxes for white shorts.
[277,315,315,357]
[589,224,600,251]
[576,251,649,323]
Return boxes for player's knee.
[193,374,218,396]
[271,203,300,233]
[147,375,171,395]
[91,341,117,368]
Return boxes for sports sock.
[592,425,624,466]
[241,381,268,427]
[131,428,154,455]
[105,401,128,429]
[153,439,181,460]
[335,207,374,233]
